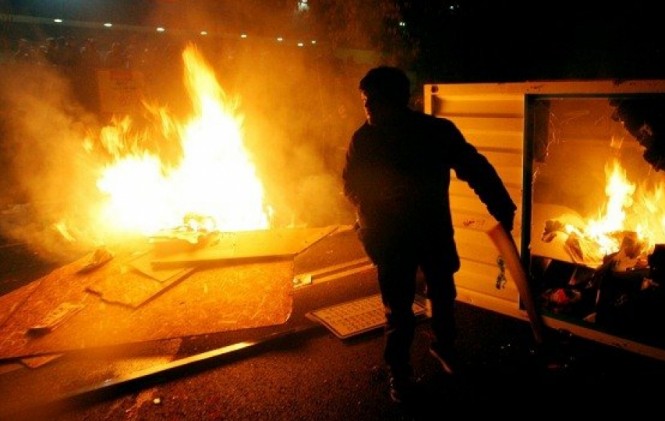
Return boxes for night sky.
[400,1,665,82]
[2,1,664,82]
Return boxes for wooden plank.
[151,226,338,269]
[488,224,545,344]
[128,251,194,282]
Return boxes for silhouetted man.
[342,66,517,403]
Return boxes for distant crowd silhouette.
[7,33,178,70]
[1,31,370,119]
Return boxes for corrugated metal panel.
[429,94,524,118]
[454,126,523,151]
[447,116,523,137]
[450,180,522,203]
[449,194,523,225]
[424,83,526,308]
[454,260,519,302]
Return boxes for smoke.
[0,3,382,261]
[0,62,105,261]
[139,1,369,227]
[218,44,362,228]
[0,44,361,263]
[120,0,369,228]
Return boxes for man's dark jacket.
[342,110,517,273]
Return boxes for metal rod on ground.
[7,325,317,420]
[487,223,546,345]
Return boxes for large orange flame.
[561,158,665,265]
[95,44,270,237]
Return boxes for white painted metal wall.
[423,83,526,317]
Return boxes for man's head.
[359,66,411,126]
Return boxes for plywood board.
[0,257,294,360]
[0,280,41,329]
[86,266,195,308]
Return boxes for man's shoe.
[429,345,459,375]
[388,374,413,404]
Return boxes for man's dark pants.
[360,228,457,377]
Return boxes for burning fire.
[547,158,665,267]
[93,44,270,237]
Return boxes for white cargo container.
[424,79,665,361]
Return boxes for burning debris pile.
[0,40,355,263]
[92,44,271,239]
[0,221,338,365]
[0,43,271,260]
[535,158,665,343]
[541,220,650,272]
[0,41,356,367]
[540,158,664,271]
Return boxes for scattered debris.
[77,247,114,274]
[26,302,86,336]
[21,353,63,368]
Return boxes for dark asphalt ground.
[2,228,665,420]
